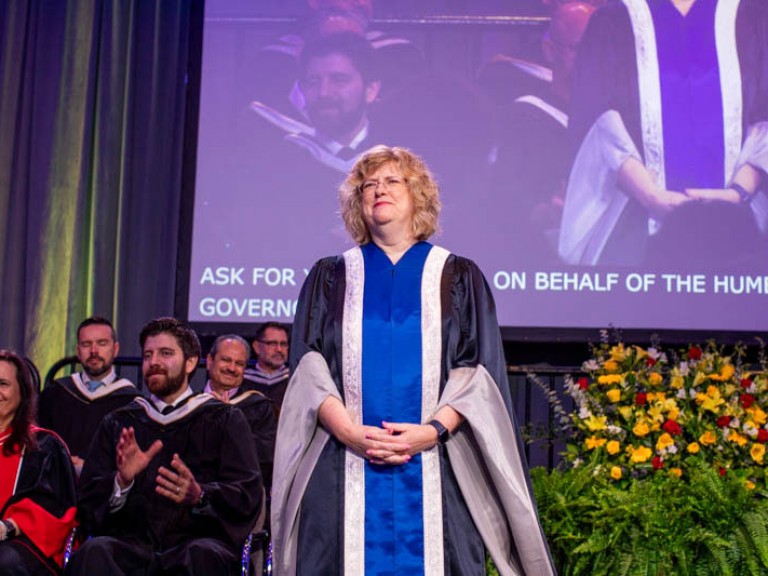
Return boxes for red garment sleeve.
[5,499,78,567]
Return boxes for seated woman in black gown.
[0,349,78,576]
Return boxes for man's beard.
[145,367,186,399]
[82,356,110,378]
[308,100,365,140]
[262,353,286,371]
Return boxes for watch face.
[429,420,449,444]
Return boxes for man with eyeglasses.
[243,322,291,417]
[38,316,139,474]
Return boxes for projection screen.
[186,0,768,334]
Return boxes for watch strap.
[427,419,450,445]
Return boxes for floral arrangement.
[563,334,768,490]
[526,335,768,575]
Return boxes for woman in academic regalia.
[0,350,78,575]
[271,145,554,575]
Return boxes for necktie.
[161,405,175,415]
[87,380,104,392]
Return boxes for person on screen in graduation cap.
[38,316,139,476]
[271,145,554,575]
[204,334,276,492]
[67,317,262,576]
[559,0,768,267]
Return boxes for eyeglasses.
[360,177,405,194]
[259,340,289,349]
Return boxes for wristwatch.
[730,182,752,204]
[195,488,209,509]
[427,419,450,445]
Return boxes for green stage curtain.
[0,0,198,378]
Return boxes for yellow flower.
[687,442,700,454]
[670,468,683,478]
[597,374,623,385]
[670,375,684,390]
[647,404,665,423]
[708,364,736,382]
[584,415,607,431]
[721,364,736,380]
[656,433,675,451]
[727,431,748,447]
[747,406,767,426]
[750,443,765,465]
[610,466,622,480]
[619,406,634,421]
[633,345,647,359]
[633,421,651,437]
[585,436,607,450]
[699,431,717,446]
[648,373,663,387]
[697,387,725,413]
[647,392,657,402]
[603,360,620,373]
[607,440,621,455]
[666,405,680,421]
[746,480,756,491]
[609,345,626,362]
[630,446,652,463]
[606,389,622,403]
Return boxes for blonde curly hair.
[339,145,441,245]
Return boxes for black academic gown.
[241,374,289,418]
[229,389,277,492]
[38,376,139,459]
[72,396,262,575]
[276,250,551,575]
[0,429,78,576]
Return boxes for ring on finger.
[175,486,180,495]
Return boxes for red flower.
[578,377,589,390]
[688,346,702,360]
[719,467,727,477]
[740,378,753,389]
[652,456,664,470]
[758,429,768,444]
[635,392,647,406]
[740,394,756,409]
[716,415,732,428]
[646,357,657,367]
[662,420,682,436]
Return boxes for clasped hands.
[647,187,742,219]
[115,426,203,505]
[344,421,439,466]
